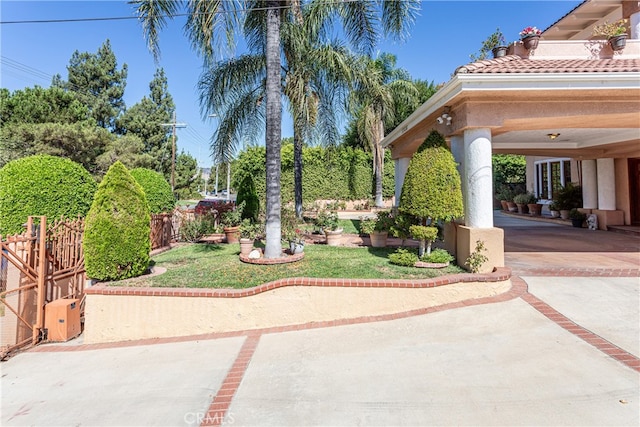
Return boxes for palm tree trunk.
[374,119,384,207]
[264,1,282,259]
[294,129,303,219]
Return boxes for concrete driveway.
[1,212,638,426]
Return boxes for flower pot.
[369,231,388,248]
[521,35,540,50]
[289,240,304,254]
[506,201,518,212]
[571,218,584,228]
[550,210,560,218]
[324,228,343,246]
[560,210,570,220]
[239,238,254,256]
[223,226,240,244]
[609,34,627,52]
[500,200,509,211]
[492,46,508,58]
[527,203,543,216]
[516,203,529,214]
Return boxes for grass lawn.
[116,242,465,289]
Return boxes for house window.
[534,158,571,200]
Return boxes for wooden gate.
[0,216,85,359]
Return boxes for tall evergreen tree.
[63,39,128,130]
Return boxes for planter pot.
[528,203,543,216]
[500,200,509,211]
[550,210,560,218]
[506,201,518,212]
[521,35,540,50]
[492,46,508,58]
[289,240,305,254]
[239,238,254,256]
[516,203,529,214]
[560,210,570,220]
[609,34,627,52]
[324,228,343,246]
[369,231,388,248]
[223,226,240,244]
[571,218,584,228]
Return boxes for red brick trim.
[521,291,640,373]
[84,267,511,298]
[509,268,640,277]
[201,334,260,426]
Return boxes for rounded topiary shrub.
[399,143,463,222]
[83,161,151,281]
[0,154,96,235]
[130,168,175,214]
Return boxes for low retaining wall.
[83,269,511,344]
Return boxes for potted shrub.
[569,208,587,228]
[370,210,394,248]
[554,183,583,220]
[315,209,342,246]
[495,185,516,212]
[358,216,376,236]
[593,19,628,51]
[513,193,531,214]
[525,193,543,216]
[548,202,560,218]
[239,218,262,256]
[470,28,507,61]
[221,201,244,244]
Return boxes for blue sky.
[1,0,582,167]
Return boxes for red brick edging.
[84,267,511,298]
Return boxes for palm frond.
[129,0,180,60]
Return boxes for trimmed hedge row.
[0,154,96,235]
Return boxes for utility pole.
[161,111,187,192]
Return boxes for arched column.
[582,160,598,209]
[394,157,411,207]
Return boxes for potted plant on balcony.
[519,26,542,50]
[569,208,587,228]
[470,28,507,61]
[592,19,629,51]
[221,201,245,244]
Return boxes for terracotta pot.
[369,231,388,248]
[516,203,529,214]
[560,210,570,220]
[506,201,518,212]
[500,200,509,211]
[324,228,343,246]
[224,226,240,244]
[239,238,254,256]
[522,35,540,50]
[528,203,543,216]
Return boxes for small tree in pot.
[221,201,245,244]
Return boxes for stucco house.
[382,0,640,272]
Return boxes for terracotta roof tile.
[455,55,640,74]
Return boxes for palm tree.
[349,53,420,207]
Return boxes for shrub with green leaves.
[83,161,150,281]
[420,248,454,264]
[235,174,259,221]
[388,248,419,267]
[0,154,96,235]
[130,168,175,214]
[399,140,464,223]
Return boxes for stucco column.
[450,135,465,196]
[394,157,411,207]
[581,159,598,209]
[596,158,616,210]
[632,11,640,39]
[463,128,493,228]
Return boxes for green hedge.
[83,161,150,281]
[130,168,175,214]
[0,154,96,235]
[232,145,395,205]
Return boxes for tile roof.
[455,55,640,74]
